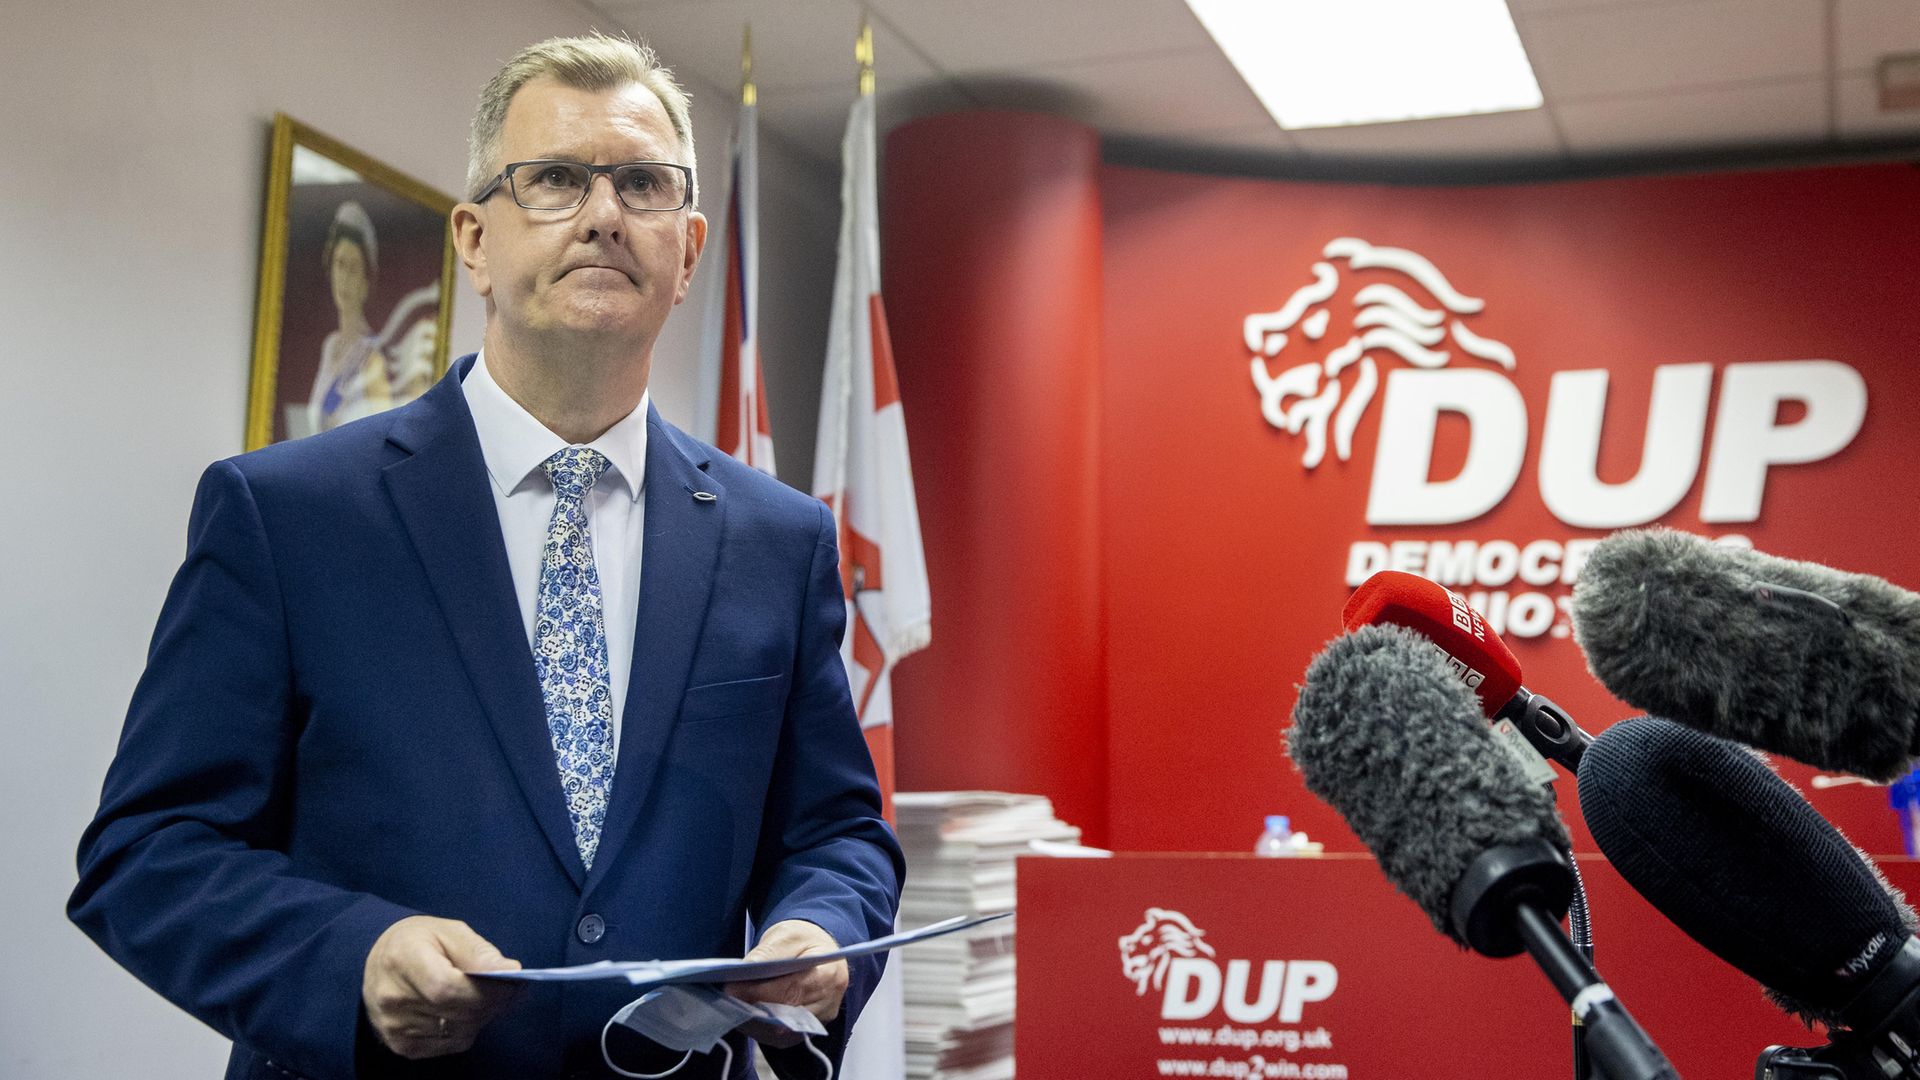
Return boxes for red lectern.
[1015,854,1920,1079]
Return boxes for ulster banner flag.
[812,90,932,813]
[814,85,929,1080]
[705,97,777,475]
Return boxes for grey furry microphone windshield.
[1288,623,1569,941]
[1289,624,1678,1079]
[1570,527,1920,781]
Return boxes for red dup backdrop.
[884,113,1920,1078]
[1095,160,1920,856]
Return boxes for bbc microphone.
[1570,527,1920,781]
[1345,569,1593,773]
[1579,716,1920,1077]
[1290,624,1677,1080]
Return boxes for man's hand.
[362,915,523,1059]
[724,920,849,1021]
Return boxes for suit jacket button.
[577,913,607,945]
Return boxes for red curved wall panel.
[882,112,1109,844]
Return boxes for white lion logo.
[1247,237,1517,468]
[1118,908,1216,996]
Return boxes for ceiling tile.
[1288,106,1566,161]
[754,85,860,166]
[1102,126,1306,175]
[954,46,1272,134]
[1520,0,1824,100]
[874,81,983,131]
[590,0,938,94]
[1147,121,1303,156]
[1835,70,1920,137]
[867,0,1216,73]
[1507,0,1692,11]
[943,74,1108,125]
[757,80,980,166]
[1557,77,1829,153]
[555,0,1896,166]
[1835,0,1920,74]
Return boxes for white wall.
[0,2,836,1075]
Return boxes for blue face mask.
[601,983,832,1079]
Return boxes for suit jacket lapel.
[382,358,588,889]
[588,406,726,886]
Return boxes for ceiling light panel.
[1185,0,1545,129]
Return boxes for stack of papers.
[894,791,1085,1080]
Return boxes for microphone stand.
[1495,696,1598,1080]
[1452,842,1677,1080]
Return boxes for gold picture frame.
[246,113,457,450]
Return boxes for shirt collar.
[462,349,648,502]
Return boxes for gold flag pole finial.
[856,15,875,98]
[741,23,756,106]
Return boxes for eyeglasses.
[473,159,693,212]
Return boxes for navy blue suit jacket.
[71,356,904,1079]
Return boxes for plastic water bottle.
[1254,815,1294,857]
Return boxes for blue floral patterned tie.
[535,447,616,870]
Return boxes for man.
[70,33,903,1080]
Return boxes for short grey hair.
[466,31,697,205]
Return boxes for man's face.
[455,77,706,355]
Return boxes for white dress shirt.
[462,351,647,752]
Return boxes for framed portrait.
[247,113,456,450]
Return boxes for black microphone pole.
[1512,904,1672,1080]
[1451,842,1677,1080]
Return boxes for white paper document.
[472,913,1010,987]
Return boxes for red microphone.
[1344,570,1591,773]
